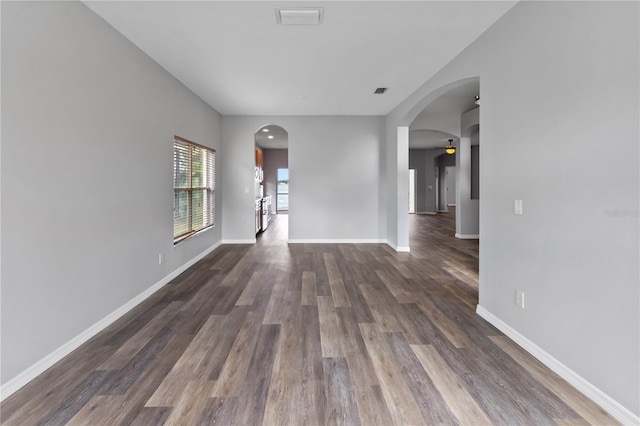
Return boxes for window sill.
[174,224,214,246]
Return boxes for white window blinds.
[174,136,215,243]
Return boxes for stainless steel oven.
[255,199,262,234]
[261,196,272,231]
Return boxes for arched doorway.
[254,125,289,239]
[400,77,481,247]
[399,77,481,312]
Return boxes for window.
[174,136,215,244]
[277,168,289,212]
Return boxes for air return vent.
[374,88,388,94]
[276,8,324,25]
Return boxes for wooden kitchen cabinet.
[255,148,263,183]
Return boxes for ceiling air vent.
[276,8,324,25]
[374,88,388,94]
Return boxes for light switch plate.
[516,289,525,308]
[515,200,523,215]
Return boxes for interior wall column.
[396,126,410,251]
[455,136,471,237]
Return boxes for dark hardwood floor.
[1,211,618,425]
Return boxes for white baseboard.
[288,239,387,244]
[385,240,411,253]
[447,203,456,207]
[455,233,479,239]
[476,305,640,426]
[0,240,223,401]
[221,239,256,244]
[416,212,437,215]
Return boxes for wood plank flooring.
[1,211,619,425]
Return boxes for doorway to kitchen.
[255,125,289,239]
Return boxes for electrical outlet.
[158,253,164,265]
[516,290,525,308]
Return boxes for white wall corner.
[386,240,410,252]
[476,305,640,426]
[0,240,222,401]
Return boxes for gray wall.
[409,148,446,214]
[445,166,456,206]
[455,137,478,237]
[1,2,222,385]
[263,149,288,213]
[471,145,479,200]
[437,154,456,211]
[222,116,386,242]
[388,1,639,416]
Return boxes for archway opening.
[254,124,289,239]
[399,76,481,311]
[402,77,480,245]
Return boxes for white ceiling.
[409,129,457,149]
[84,1,516,116]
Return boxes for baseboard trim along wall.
[385,240,411,253]
[416,211,437,215]
[476,305,639,425]
[221,239,256,244]
[455,233,480,239]
[288,239,411,253]
[288,239,387,244]
[0,240,223,401]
